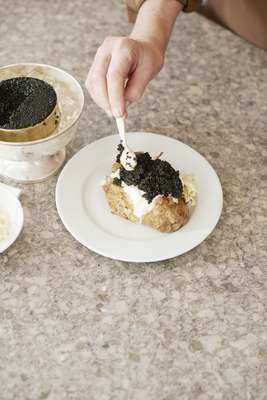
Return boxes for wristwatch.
[177,0,203,12]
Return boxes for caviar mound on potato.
[102,146,193,233]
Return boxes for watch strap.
[177,0,202,12]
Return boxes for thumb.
[124,64,154,103]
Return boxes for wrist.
[129,32,165,57]
[130,0,182,54]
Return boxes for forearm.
[130,0,182,54]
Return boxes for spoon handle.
[116,117,126,145]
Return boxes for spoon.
[115,117,137,171]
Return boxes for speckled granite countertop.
[0,0,266,399]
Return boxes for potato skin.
[142,196,189,233]
[102,177,138,223]
[103,177,189,233]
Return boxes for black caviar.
[116,143,124,163]
[0,77,57,129]
[114,144,183,203]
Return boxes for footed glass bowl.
[0,63,84,182]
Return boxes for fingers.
[125,45,163,103]
[124,64,152,104]
[86,37,138,117]
[85,44,112,116]
[85,37,162,117]
[106,44,135,117]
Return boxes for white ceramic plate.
[0,187,24,253]
[56,132,223,262]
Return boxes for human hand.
[85,36,164,117]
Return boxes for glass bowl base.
[0,149,66,183]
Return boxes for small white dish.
[0,182,21,198]
[56,132,223,262]
[0,186,24,253]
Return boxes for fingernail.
[113,109,124,118]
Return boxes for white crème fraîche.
[0,211,9,242]
[120,149,137,171]
[180,174,197,206]
[109,170,160,218]
[107,169,197,219]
